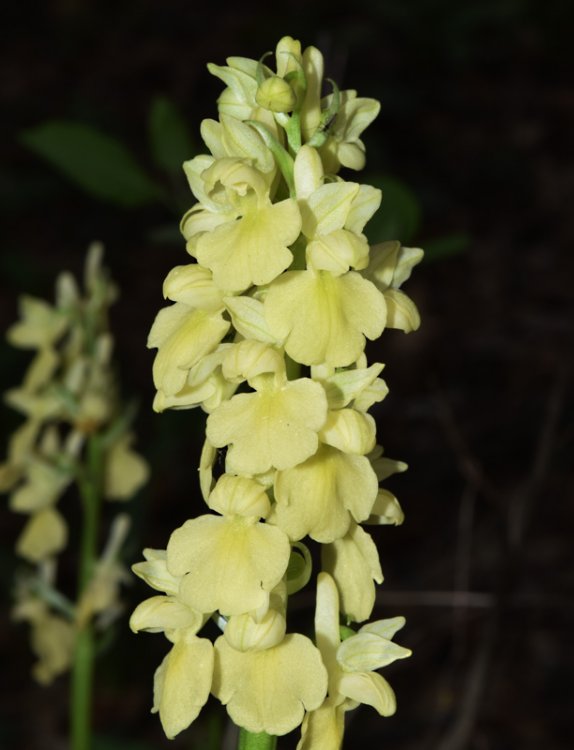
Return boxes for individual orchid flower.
[297,573,411,750]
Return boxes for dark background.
[1,1,573,749]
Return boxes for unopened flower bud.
[256,76,296,113]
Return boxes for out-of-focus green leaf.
[148,97,195,175]
[423,233,469,262]
[20,121,163,208]
[365,175,421,245]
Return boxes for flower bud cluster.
[135,36,421,744]
[1,244,148,683]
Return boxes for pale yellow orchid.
[270,445,378,543]
[212,632,328,736]
[166,474,290,616]
[264,269,386,367]
[206,374,328,474]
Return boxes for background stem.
[71,435,103,750]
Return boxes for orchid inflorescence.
[132,36,422,747]
[1,244,148,684]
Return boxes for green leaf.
[20,121,163,207]
[365,175,421,244]
[422,233,469,262]
[148,96,194,175]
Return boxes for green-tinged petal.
[130,595,202,634]
[105,434,149,500]
[132,549,180,596]
[319,408,376,455]
[359,616,406,640]
[338,671,396,716]
[319,364,385,410]
[208,473,270,518]
[365,242,424,291]
[162,264,225,310]
[148,303,230,396]
[213,633,328,735]
[7,296,68,349]
[206,378,327,474]
[0,420,40,492]
[167,515,290,616]
[196,198,301,292]
[300,183,359,238]
[265,270,386,367]
[224,295,277,344]
[297,698,345,750]
[16,508,68,563]
[272,445,377,543]
[153,634,214,739]
[322,525,383,623]
[337,631,411,672]
[345,185,382,234]
[366,489,405,526]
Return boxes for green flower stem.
[238,728,277,750]
[71,434,103,750]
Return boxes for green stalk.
[238,728,277,750]
[71,435,103,750]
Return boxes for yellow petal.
[196,198,301,292]
[322,525,383,623]
[208,474,270,518]
[148,303,230,396]
[129,595,202,634]
[212,633,328,735]
[30,613,75,685]
[306,230,369,276]
[167,515,290,616]
[319,409,376,455]
[265,270,386,367]
[162,264,224,310]
[297,698,345,750]
[105,434,149,500]
[300,183,359,238]
[272,445,378,542]
[338,671,396,716]
[132,548,180,596]
[154,634,214,739]
[7,296,68,349]
[366,489,404,526]
[383,288,421,332]
[336,631,411,672]
[206,378,327,474]
[16,508,68,563]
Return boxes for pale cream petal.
[132,549,180,596]
[30,613,75,685]
[105,434,149,500]
[208,474,270,519]
[297,698,345,750]
[345,185,382,234]
[224,295,278,344]
[322,525,383,623]
[155,635,214,739]
[338,671,396,716]
[383,288,421,332]
[224,608,286,652]
[319,409,376,455]
[359,616,406,640]
[300,183,359,238]
[222,340,284,384]
[336,631,411,672]
[162,264,224,310]
[366,489,405,526]
[130,595,202,634]
[206,378,327,474]
[265,270,386,367]
[306,230,369,276]
[294,144,324,200]
[272,445,378,543]
[7,296,68,349]
[167,515,290,616]
[16,508,68,563]
[212,633,328,735]
[196,198,301,292]
[319,364,384,410]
